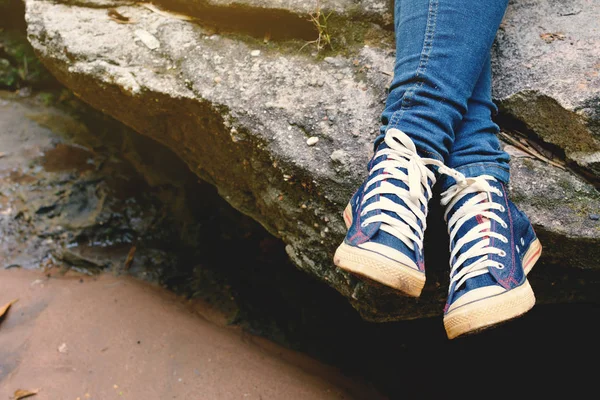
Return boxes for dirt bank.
[0,268,385,400]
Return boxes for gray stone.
[508,154,600,270]
[492,0,600,176]
[306,136,319,146]
[23,0,600,321]
[148,0,600,179]
[134,29,161,50]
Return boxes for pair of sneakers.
[333,128,542,339]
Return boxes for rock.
[492,0,600,176]
[306,136,319,146]
[23,0,600,321]
[324,56,348,68]
[134,29,161,50]
[508,156,600,270]
[250,50,260,57]
[57,343,68,354]
[330,149,349,164]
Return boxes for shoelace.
[359,129,459,251]
[440,174,508,291]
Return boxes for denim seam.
[454,162,510,174]
[438,162,511,191]
[388,0,439,129]
[454,161,510,177]
[419,147,443,161]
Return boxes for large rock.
[23,0,600,321]
[493,0,600,177]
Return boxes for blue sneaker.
[440,174,542,339]
[333,128,452,297]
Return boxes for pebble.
[250,50,261,57]
[324,56,347,68]
[306,137,319,146]
[330,149,349,164]
[58,343,68,353]
[214,76,222,83]
[589,214,600,221]
[134,29,160,50]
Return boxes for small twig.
[123,244,137,270]
[107,8,135,24]
[139,2,194,21]
[499,131,566,170]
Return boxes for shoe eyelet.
[497,263,505,270]
[502,236,509,243]
[360,222,367,228]
[499,250,506,257]
[501,222,508,229]
[499,206,506,212]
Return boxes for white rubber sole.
[523,238,542,276]
[444,279,536,340]
[444,238,542,340]
[339,202,425,296]
[333,242,425,297]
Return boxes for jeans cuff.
[374,130,445,163]
[438,162,510,191]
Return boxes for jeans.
[376,0,511,190]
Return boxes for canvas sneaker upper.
[334,128,461,296]
[440,173,541,338]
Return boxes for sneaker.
[333,128,452,297]
[440,174,542,339]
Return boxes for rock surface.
[23,0,600,321]
[492,0,600,177]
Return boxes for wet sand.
[0,268,386,400]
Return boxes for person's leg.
[377,0,510,162]
[439,54,541,340]
[440,53,510,189]
[334,0,510,297]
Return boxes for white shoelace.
[440,174,508,291]
[359,129,460,251]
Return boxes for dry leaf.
[12,389,39,399]
[540,32,565,43]
[124,245,137,270]
[139,3,194,21]
[107,9,133,24]
[0,299,19,320]
[498,131,566,170]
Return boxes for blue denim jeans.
[376,0,511,190]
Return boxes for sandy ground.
[0,268,386,400]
